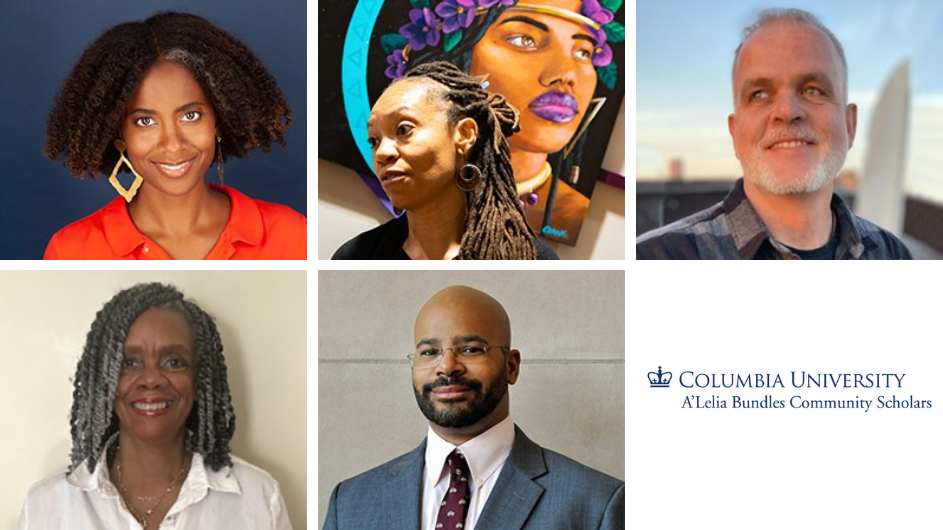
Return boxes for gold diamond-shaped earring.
[108,139,143,203]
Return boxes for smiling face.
[469,0,597,154]
[728,20,857,195]
[412,286,520,434]
[120,61,217,198]
[367,79,471,210]
[114,307,196,446]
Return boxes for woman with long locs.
[333,61,559,259]
[380,0,624,244]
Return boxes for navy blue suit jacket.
[323,425,624,530]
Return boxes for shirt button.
[143,247,149,253]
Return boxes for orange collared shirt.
[44,184,306,260]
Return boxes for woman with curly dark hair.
[17,283,292,529]
[42,12,306,260]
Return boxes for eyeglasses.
[407,343,509,369]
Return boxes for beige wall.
[318,271,625,529]
[0,271,306,530]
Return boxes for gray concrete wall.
[318,270,625,529]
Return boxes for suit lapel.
[475,426,547,530]
[379,439,425,529]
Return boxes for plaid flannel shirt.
[636,179,913,260]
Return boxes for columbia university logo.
[649,366,672,388]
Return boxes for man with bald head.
[636,8,911,259]
[323,286,624,530]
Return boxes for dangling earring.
[454,148,482,192]
[215,128,225,186]
[108,139,143,203]
[455,162,482,192]
[568,166,580,185]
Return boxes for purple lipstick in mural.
[528,91,579,124]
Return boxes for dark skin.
[368,80,479,260]
[121,61,231,259]
[111,308,195,527]
[413,286,521,445]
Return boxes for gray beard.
[746,140,847,195]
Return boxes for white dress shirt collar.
[424,414,515,488]
[65,433,242,506]
[20,436,291,529]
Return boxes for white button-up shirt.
[421,415,515,530]
[18,446,292,530]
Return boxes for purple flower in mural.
[435,0,476,34]
[580,0,614,26]
[586,26,612,67]
[398,8,442,51]
[385,49,406,79]
[478,0,514,8]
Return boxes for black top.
[332,215,559,260]
[778,234,839,260]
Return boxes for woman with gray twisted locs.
[18,283,292,529]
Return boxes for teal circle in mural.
[342,0,385,172]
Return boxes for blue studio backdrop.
[0,0,306,259]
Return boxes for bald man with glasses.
[323,285,624,530]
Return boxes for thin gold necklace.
[115,449,190,529]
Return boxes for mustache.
[759,126,823,148]
[423,376,483,394]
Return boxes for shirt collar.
[723,178,867,259]
[424,415,516,488]
[211,183,263,247]
[66,433,241,503]
[100,197,146,257]
[101,183,264,258]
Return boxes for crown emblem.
[648,366,672,387]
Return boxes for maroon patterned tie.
[435,449,471,530]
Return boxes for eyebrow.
[573,33,597,46]
[739,77,772,100]
[455,334,489,344]
[367,106,414,130]
[160,344,192,356]
[739,73,837,101]
[797,73,836,93]
[128,101,206,116]
[499,15,597,46]
[499,15,549,32]
[415,335,489,349]
[416,338,438,349]
[123,344,192,356]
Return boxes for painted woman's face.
[470,0,598,155]
[120,61,217,199]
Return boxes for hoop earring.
[108,139,143,203]
[215,128,225,186]
[455,163,482,192]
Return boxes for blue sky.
[636,0,943,201]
